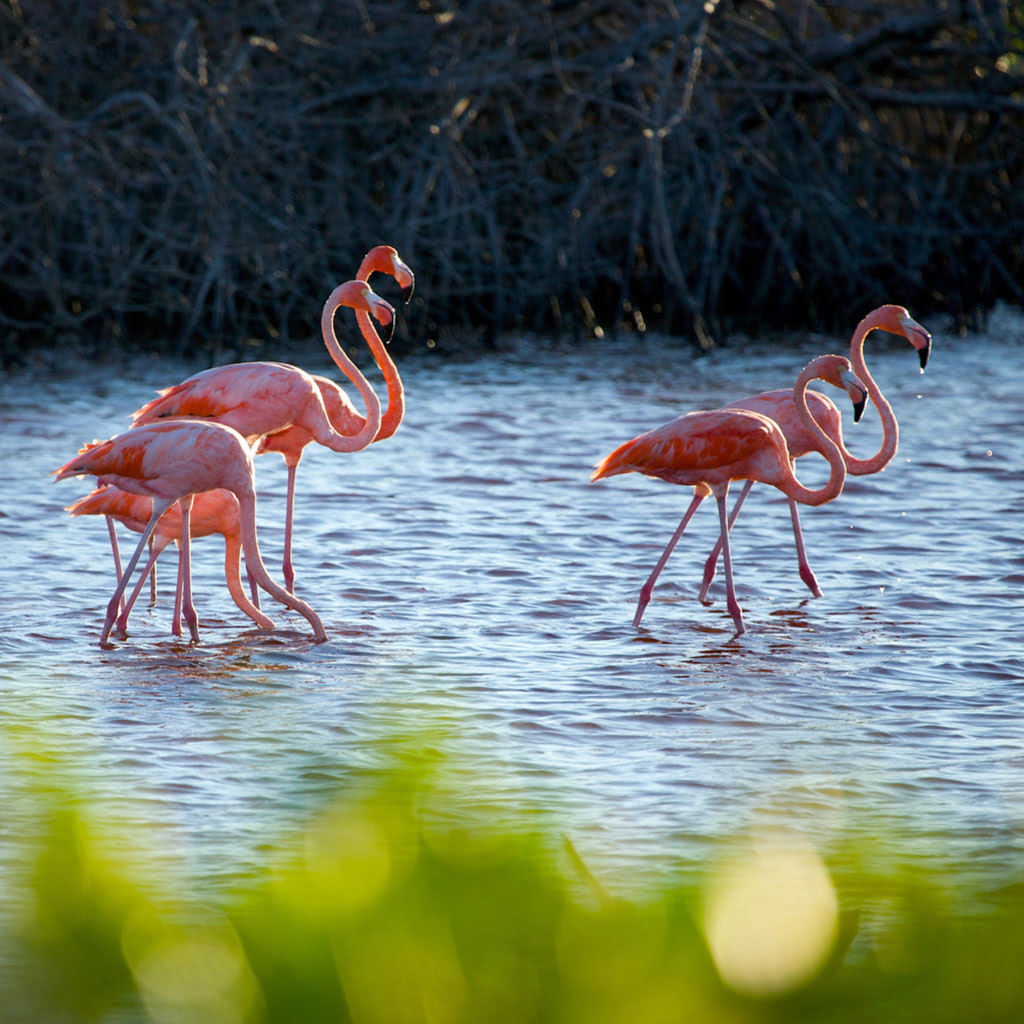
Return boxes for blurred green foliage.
[4,748,1024,1023]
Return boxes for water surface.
[2,307,1022,892]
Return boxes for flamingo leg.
[699,478,823,601]
[177,496,200,642]
[633,493,705,627]
[788,498,823,597]
[114,546,162,635]
[105,514,126,615]
[282,461,298,594]
[172,543,184,637]
[698,479,753,602]
[149,536,158,605]
[100,500,173,642]
[715,490,746,636]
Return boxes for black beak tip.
[918,343,930,371]
[853,398,866,423]
[383,318,395,343]
[401,283,415,304]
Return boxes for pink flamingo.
[698,305,932,601]
[256,246,414,590]
[353,244,413,441]
[130,278,394,593]
[53,420,327,643]
[591,355,868,636]
[66,485,274,636]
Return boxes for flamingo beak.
[851,393,866,422]
[392,256,415,303]
[916,332,931,371]
[840,369,868,423]
[903,316,932,371]
[372,297,396,343]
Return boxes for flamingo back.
[131,362,325,443]
[592,409,785,487]
[54,421,256,503]
[728,388,843,459]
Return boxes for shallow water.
[2,306,1023,893]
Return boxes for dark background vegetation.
[1,0,1022,363]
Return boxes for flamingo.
[591,354,868,636]
[66,485,273,636]
[129,278,394,593]
[256,245,414,590]
[697,305,931,601]
[53,419,327,644]
[353,243,414,442]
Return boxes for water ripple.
[2,315,1023,889]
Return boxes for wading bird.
[256,246,414,590]
[53,420,327,644]
[591,355,867,636]
[130,279,394,593]
[67,485,272,636]
[699,305,932,601]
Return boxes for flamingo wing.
[593,409,778,483]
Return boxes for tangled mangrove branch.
[1,0,1021,360]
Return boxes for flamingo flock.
[54,246,414,644]
[592,306,931,635]
[54,284,930,643]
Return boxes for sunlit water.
[2,305,1023,895]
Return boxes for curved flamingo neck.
[235,487,327,641]
[320,289,382,452]
[779,367,848,507]
[356,308,404,440]
[222,534,274,629]
[356,249,406,441]
[842,310,899,475]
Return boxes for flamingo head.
[332,279,396,343]
[870,305,932,372]
[804,354,868,423]
[361,245,416,303]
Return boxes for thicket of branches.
[1,0,1022,361]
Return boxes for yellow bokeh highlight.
[300,808,403,917]
[121,910,262,1024]
[703,840,838,998]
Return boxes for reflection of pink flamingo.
[257,246,414,590]
[591,355,867,636]
[699,305,932,601]
[130,279,394,594]
[67,485,273,635]
[53,420,326,643]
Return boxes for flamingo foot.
[727,603,747,637]
[724,587,746,636]
[181,603,200,643]
[632,585,654,627]
[799,565,823,598]
[100,597,121,643]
